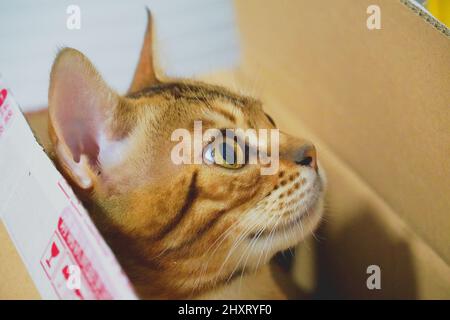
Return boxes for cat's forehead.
[127,81,252,106]
[126,81,266,129]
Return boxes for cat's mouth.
[247,172,325,241]
[249,210,309,239]
[248,196,321,240]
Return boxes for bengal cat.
[28,12,325,299]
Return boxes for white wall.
[0,0,239,111]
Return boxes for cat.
[27,11,325,299]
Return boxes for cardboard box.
[1,0,449,299]
[220,0,450,299]
[0,80,136,299]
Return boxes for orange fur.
[27,12,325,299]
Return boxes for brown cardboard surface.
[315,158,450,299]
[0,222,40,299]
[300,134,450,299]
[207,70,450,299]
[233,0,450,264]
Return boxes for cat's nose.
[294,144,318,171]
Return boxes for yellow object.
[426,0,450,27]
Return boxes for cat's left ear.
[128,9,159,94]
[49,48,130,189]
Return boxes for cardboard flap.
[233,0,450,264]
[0,78,137,300]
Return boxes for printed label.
[0,88,14,138]
[41,207,113,300]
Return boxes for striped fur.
[40,12,326,299]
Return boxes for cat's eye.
[204,137,246,169]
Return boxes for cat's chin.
[246,195,324,267]
[241,167,326,270]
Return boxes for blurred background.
[0,0,240,111]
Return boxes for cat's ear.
[128,9,159,94]
[49,48,126,189]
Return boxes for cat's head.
[48,13,325,298]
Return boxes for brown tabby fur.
[26,12,325,299]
